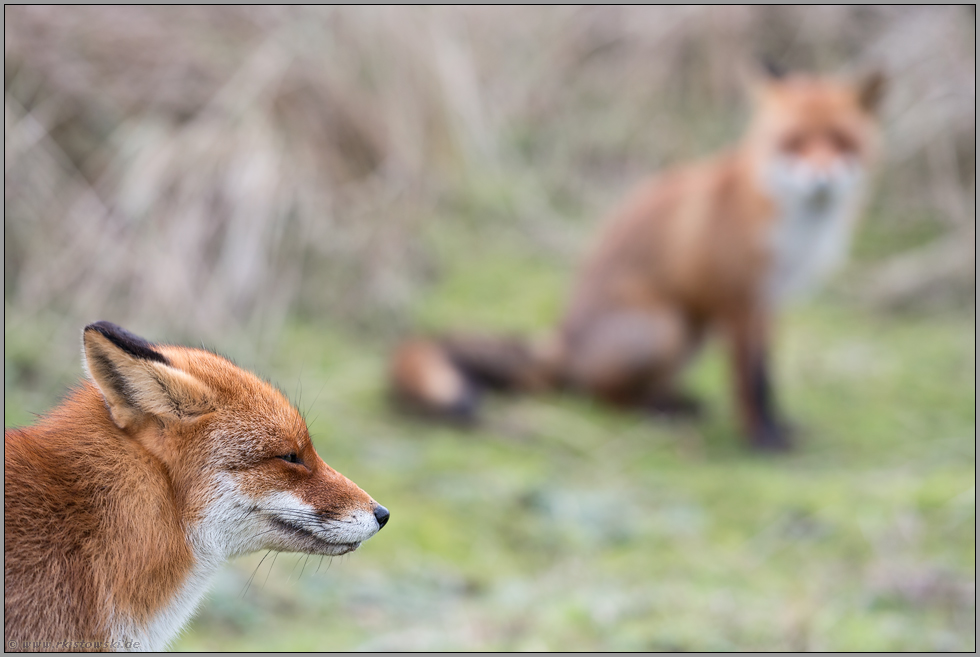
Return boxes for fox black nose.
[373,505,390,530]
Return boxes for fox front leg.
[724,308,792,451]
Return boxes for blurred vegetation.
[4,6,975,347]
[4,5,976,652]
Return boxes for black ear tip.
[83,322,170,365]
[760,58,786,79]
[857,69,888,112]
[866,69,887,87]
[85,321,126,337]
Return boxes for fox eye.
[780,133,806,155]
[278,452,300,465]
[827,128,856,153]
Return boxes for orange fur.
[5,322,389,651]
[390,69,885,449]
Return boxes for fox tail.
[388,332,562,423]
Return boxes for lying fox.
[4,322,389,651]
[391,68,886,450]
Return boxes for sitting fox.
[5,322,389,651]
[390,67,886,450]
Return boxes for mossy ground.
[4,217,974,652]
[188,241,974,651]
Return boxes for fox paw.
[750,422,796,452]
[644,393,705,419]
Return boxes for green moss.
[4,242,974,652]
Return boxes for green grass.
[5,238,975,652]
[201,252,972,651]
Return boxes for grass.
[3,7,973,651]
[3,221,975,652]
[167,237,973,651]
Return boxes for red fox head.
[745,68,886,213]
[82,321,389,559]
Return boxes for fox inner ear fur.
[857,70,887,114]
[82,322,212,429]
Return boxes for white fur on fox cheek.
[193,474,270,558]
[261,490,381,544]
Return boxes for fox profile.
[4,322,389,652]
[390,67,886,450]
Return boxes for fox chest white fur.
[111,560,218,652]
[762,155,866,304]
[108,478,382,651]
[108,478,243,652]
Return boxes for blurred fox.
[5,322,389,652]
[390,67,886,450]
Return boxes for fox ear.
[82,322,212,430]
[856,69,887,114]
[741,58,786,102]
[759,58,787,80]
